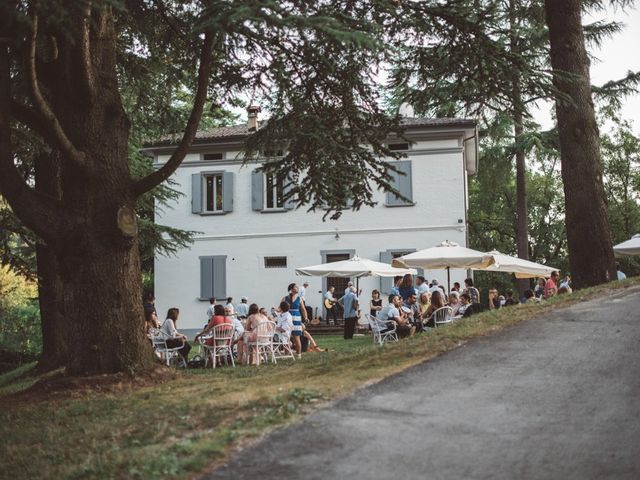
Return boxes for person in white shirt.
[206,297,216,322]
[225,297,235,315]
[275,301,294,344]
[160,308,191,362]
[299,282,309,299]
[429,279,442,295]
[344,281,354,295]
[415,276,429,296]
[616,264,626,281]
[236,297,250,318]
[324,286,339,325]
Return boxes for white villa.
[145,112,478,329]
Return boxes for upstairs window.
[205,174,224,212]
[203,152,224,161]
[265,173,284,210]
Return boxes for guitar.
[324,298,337,309]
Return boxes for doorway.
[320,249,356,320]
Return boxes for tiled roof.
[146,117,475,148]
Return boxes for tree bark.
[544,0,616,288]
[34,152,67,371]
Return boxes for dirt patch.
[4,363,176,410]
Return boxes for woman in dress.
[369,289,383,318]
[282,283,308,359]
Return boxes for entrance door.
[325,253,351,320]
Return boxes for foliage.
[0,265,41,360]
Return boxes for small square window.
[203,153,224,161]
[264,256,287,268]
[388,142,410,151]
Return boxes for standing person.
[398,273,417,301]
[225,297,235,315]
[206,297,217,323]
[324,286,339,325]
[339,287,359,340]
[463,278,480,304]
[344,281,354,295]
[283,283,308,359]
[236,297,249,318]
[429,279,442,295]
[544,271,559,299]
[369,289,383,317]
[275,301,294,348]
[390,276,402,296]
[160,308,191,363]
[143,293,157,316]
[415,276,429,296]
[616,264,627,281]
[300,282,313,323]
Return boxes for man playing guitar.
[324,286,341,325]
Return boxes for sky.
[533,4,640,133]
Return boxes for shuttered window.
[253,170,295,212]
[385,160,414,207]
[200,256,227,299]
[192,172,233,214]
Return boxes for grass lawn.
[1,278,638,479]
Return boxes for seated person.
[504,290,518,306]
[487,288,501,310]
[418,292,431,318]
[144,309,160,336]
[524,289,537,304]
[240,304,266,364]
[457,293,472,317]
[160,307,191,362]
[448,291,461,316]
[378,294,415,338]
[403,292,423,332]
[195,304,232,346]
[423,290,446,327]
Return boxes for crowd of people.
[142,269,583,367]
[143,283,324,365]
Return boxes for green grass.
[1,278,638,479]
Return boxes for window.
[385,160,414,207]
[203,152,224,161]
[264,256,287,268]
[388,142,410,151]
[192,172,234,214]
[204,174,224,212]
[264,173,284,209]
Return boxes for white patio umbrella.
[613,234,640,257]
[296,256,417,301]
[391,240,495,293]
[296,256,417,278]
[478,250,558,279]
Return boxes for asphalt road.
[205,286,640,480]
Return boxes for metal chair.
[203,323,235,368]
[428,306,454,328]
[366,313,398,346]
[246,320,276,365]
[149,328,187,367]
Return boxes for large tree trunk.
[34,152,68,370]
[544,0,615,288]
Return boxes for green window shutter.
[222,172,234,213]
[386,160,413,207]
[200,256,213,299]
[251,170,264,211]
[379,251,393,295]
[192,173,203,214]
[212,256,227,298]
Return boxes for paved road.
[206,286,640,480]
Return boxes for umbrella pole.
[447,267,451,295]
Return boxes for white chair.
[366,313,398,346]
[428,306,454,328]
[149,328,187,367]
[203,323,235,368]
[273,332,296,361]
[246,320,276,365]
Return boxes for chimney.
[247,105,261,130]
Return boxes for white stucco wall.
[153,132,473,328]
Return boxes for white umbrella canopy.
[613,234,640,257]
[479,250,558,279]
[296,256,417,278]
[391,240,495,270]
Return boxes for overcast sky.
[533,4,640,133]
